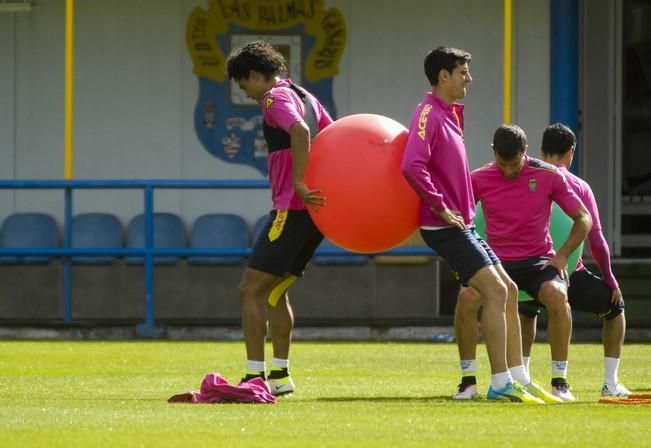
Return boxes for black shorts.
[420,227,499,284]
[502,257,565,303]
[519,268,625,320]
[248,209,323,277]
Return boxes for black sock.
[268,367,289,379]
[461,375,477,386]
[242,371,266,382]
[551,377,568,387]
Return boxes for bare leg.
[493,265,522,368]
[467,265,509,374]
[455,287,482,361]
[238,268,285,362]
[537,280,572,362]
[268,279,295,360]
[603,313,625,359]
[520,313,537,358]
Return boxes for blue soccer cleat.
[487,381,545,404]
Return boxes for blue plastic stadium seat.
[252,214,270,246]
[126,213,186,265]
[0,213,59,264]
[71,213,123,265]
[190,213,249,265]
[314,238,369,265]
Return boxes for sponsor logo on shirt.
[417,104,432,140]
[266,97,275,109]
[528,178,537,192]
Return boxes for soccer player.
[401,47,543,403]
[454,124,592,402]
[518,123,630,397]
[226,41,333,395]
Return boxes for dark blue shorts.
[501,257,565,302]
[248,209,323,277]
[519,268,625,320]
[420,227,499,284]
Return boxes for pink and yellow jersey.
[401,93,475,228]
[261,79,333,210]
[471,156,584,261]
[557,164,619,289]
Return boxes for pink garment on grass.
[168,373,276,404]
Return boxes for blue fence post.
[136,185,162,337]
[63,186,73,322]
[550,0,579,173]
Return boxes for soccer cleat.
[487,381,545,404]
[601,383,631,397]
[551,379,577,401]
[524,380,564,403]
[452,383,479,400]
[267,368,295,396]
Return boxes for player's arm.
[588,229,623,304]
[545,203,591,282]
[582,186,622,303]
[290,121,325,211]
[558,203,592,261]
[545,173,592,280]
[401,117,464,229]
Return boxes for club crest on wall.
[186,0,347,175]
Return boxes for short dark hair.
[424,47,472,86]
[493,124,527,159]
[541,123,576,156]
[226,40,287,80]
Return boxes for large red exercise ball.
[304,114,419,253]
[474,202,583,301]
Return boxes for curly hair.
[226,40,287,80]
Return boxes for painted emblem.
[186,0,347,175]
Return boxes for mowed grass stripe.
[0,341,650,447]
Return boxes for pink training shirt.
[556,164,619,290]
[471,156,584,261]
[401,93,476,227]
[261,79,333,210]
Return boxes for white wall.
[514,0,550,156]
[0,0,550,229]
[0,14,17,220]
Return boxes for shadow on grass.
[315,395,454,402]
[314,396,588,405]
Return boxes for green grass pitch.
[1,341,650,447]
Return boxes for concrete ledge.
[1,325,650,342]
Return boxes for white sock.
[604,357,620,386]
[491,371,513,390]
[271,357,289,370]
[246,360,265,373]
[523,356,531,375]
[552,360,568,379]
[460,359,477,377]
[509,365,531,385]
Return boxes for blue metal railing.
[0,179,433,336]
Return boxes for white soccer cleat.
[551,380,577,402]
[601,383,632,397]
[267,368,295,396]
[452,383,479,400]
[268,376,295,396]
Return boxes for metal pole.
[64,0,74,179]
